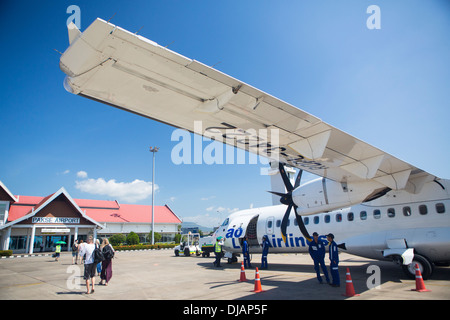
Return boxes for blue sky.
[1,1,449,227]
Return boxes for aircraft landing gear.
[402,254,434,280]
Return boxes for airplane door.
[266,217,274,235]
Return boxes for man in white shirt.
[78,235,96,294]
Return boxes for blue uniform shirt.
[308,239,326,261]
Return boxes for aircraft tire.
[402,254,433,280]
[174,249,179,256]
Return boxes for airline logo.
[224,227,327,249]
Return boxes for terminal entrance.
[32,235,69,252]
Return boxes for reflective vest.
[55,245,61,253]
[214,242,222,253]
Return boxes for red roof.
[8,195,181,224]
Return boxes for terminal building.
[0,181,182,254]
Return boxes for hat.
[216,236,223,241]
[326,233,334,239]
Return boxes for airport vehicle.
[60,19,449,279]
[174,233,202,257]
[199,236,214,257]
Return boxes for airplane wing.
[60,18,438,193]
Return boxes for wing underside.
[60,18,437,193]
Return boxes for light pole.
[149,146,159,245]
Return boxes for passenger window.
[325,215,330,223]
[304,217,309,225]
[419,205,428,215]
[313,216,320,224]
[360,211,367,220]
[276,220,281,227]
[336,213,342,222]
[287,219,290,227]
[348,212,354,221]
[373,209,381,219]
[403,206,412,216]
[436,203,445,214]
[294,218,298,226]
[267,221,273,229]
[387,208,395,218]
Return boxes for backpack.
[93,245,105,264]
[103,245,115,260]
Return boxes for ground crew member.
[308,232,330,284]
[213,237,224,268]
[260,235,270,269]
[242,237,252,269]
[327,233,340,287]
[55,244,61,262]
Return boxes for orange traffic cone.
[253,267,264,293]
[411,264,431,292]
[238,261,247,282]
[342,268,360,297]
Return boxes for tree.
[109,234,126,246]
[126,232,140,245]
[148,231,162,243]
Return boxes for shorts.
[83,263,96,280]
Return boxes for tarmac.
[1,249,449,302]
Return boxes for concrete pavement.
[1,249,449,300]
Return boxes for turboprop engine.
[269,163,390,243]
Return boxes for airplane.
[60,18,450,279]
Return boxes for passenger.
[308,232,330,284]
[72,240,78,264]
[213,237,224,268]
[100,238,115,286]
[78,235,96,294]
[327,233,340,287]
[242,237,252,269]
[260,235,270,269]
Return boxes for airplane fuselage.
[213,179,450,278]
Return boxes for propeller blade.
[293,169,303,189]
[280,203,292,244]
[278,162,293,192]
[293,206,312,242]
[267,191,286,197]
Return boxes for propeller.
[268,162,312,243]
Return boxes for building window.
[387,208,396,218]
[373,209,381,219]
[336,213,342,222]
[0,202,7,225]
[419,205,428,215]
[348,212,354,221]
[436,203,446,214]
[403,206,412,217]
[9,236,27,250]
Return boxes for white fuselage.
[214,179,450,264]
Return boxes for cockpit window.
[221,218,229,226]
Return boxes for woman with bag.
[99,238,115,286]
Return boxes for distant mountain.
[181,221,214,233]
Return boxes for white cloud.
[75,177,157,203]
[77,171,88,179]
[200,196,216,201]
